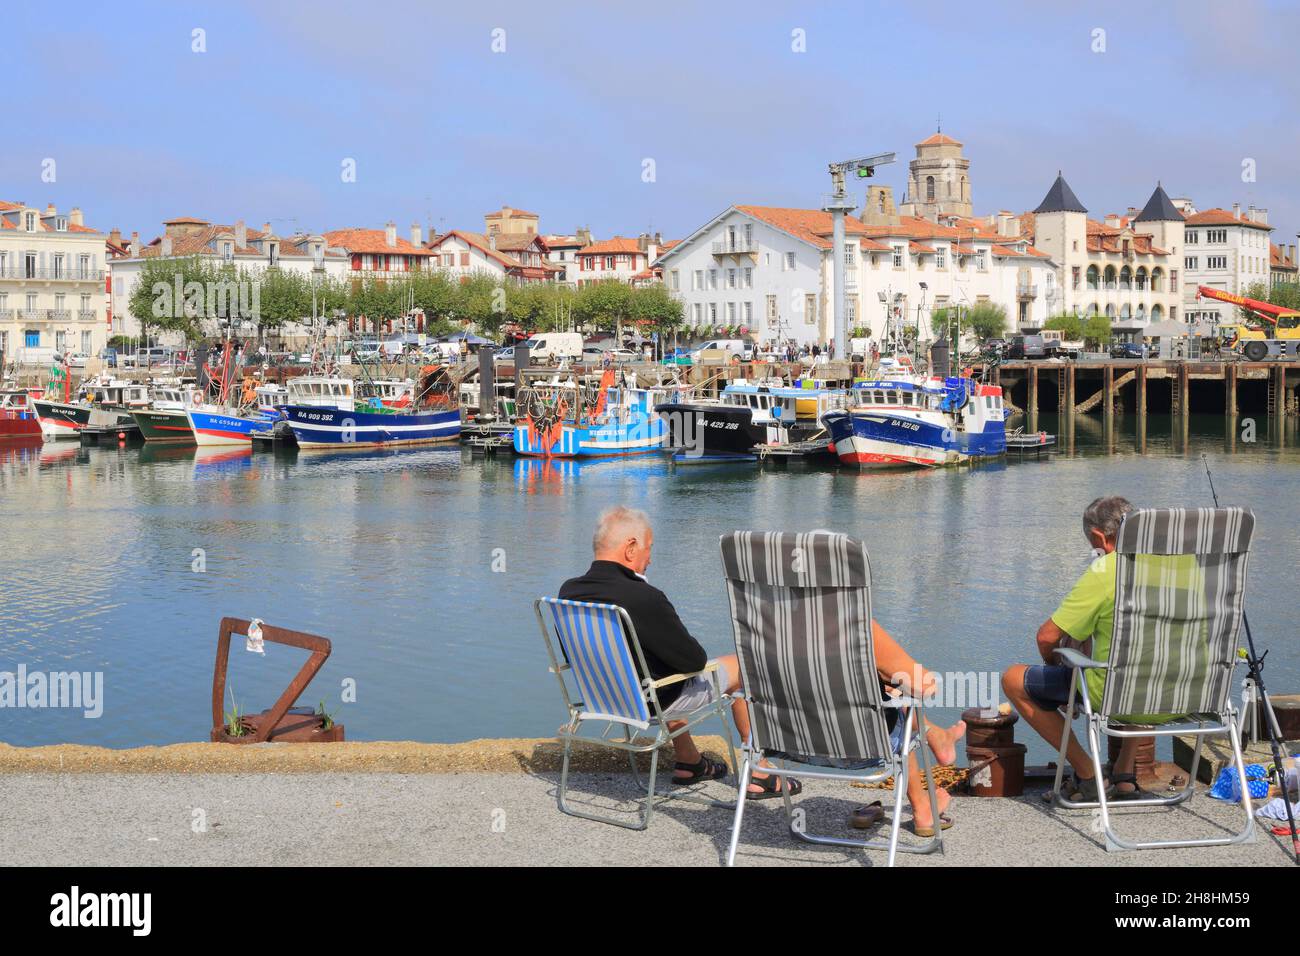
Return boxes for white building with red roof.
[0,200,110,363]
[1175,202,1275,325]
[574,236,658,286]
[426,229,559,283]
[654,199,1057,348]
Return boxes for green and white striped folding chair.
[535,597,738,830]
[719,530,944,867]
[1050,507,1257,852]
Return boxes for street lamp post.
[824,152,895,361]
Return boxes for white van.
[525,332,583,362]
[691,339,752,362]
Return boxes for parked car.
[121,346,176,368]
[62,351,90,369]
[690,338,754,363]
[492,346,516,365]
[1110,341,1145,360]
[1005,334,1047,360]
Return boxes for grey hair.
[593,505,652,554]
[1082,496,1134,539]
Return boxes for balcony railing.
[0,309,13,321]
[77,310,97,322]
[17,309,42,321]
[712,239,759,255]
[47,310,71,321]
[1016,283,1038,298]
[0,267,105,281]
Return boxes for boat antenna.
[1201,452,1299,863]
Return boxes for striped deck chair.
[534,597,738,830]
[1050,507,1257,852]
[719,530,944,867]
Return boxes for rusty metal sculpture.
[210,617,345,743]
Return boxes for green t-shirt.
[1051,551,1176,724]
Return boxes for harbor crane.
[1196,285,1300,361]
[824,152,895,360]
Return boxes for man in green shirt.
[1002,496,1144,801]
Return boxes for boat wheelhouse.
[33,376,151,439]
[0,389,43,440]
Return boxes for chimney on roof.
[1288,243,1295,264]
[578,226,592,246]
[385,221,397,248]
[637,233,649,252]
[261,221,272,237]
[1105,213,1121,228]
[488,234,497,251]
[69,207,83,227]
[109,227,122,248]
[1127,207,1139,219]
[1252,206,1268,224]
[161,235,173,257]
[130,231,140,257]
[45,203,56,217]
[1232,202,1241,219]
[235,219,247,248]
[410,222,422,246]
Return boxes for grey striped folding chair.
[535,597,738,830]
[719,530,943,867]
[1050,507,1257,852]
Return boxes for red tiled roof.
[991,243,1050,259]
[909,241,936,254]
[163,216,210,225]
[324,228,433,256]
[137,224,343,259]
[735,206,890,252]
[917,132,962,147]
[485,206,538,218]
[1183,207,1272,230]
[428,229,558,273]
[578,237,642,255]
[1271,242,1297,270]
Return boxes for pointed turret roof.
[1033,172,1087,214]
[1133,182,1184,222]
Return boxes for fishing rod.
[1201,453,1299,863]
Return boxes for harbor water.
[2,413,1298,768]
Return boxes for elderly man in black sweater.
[560,506,799,799]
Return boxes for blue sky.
[9,0,1300,246]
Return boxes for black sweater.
[558,560,708,708]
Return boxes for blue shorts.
[1024,664,1075,710]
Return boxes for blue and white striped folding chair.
[535,597,738,830]
[1050,507,1257,852]
[719,530,945,867]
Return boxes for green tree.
[968,302,1008,341]
[453,273,504,336]
[250,265,311,337]
[574,280,633,336]
[1082,313,1112,348]
[1044,313,1083,339]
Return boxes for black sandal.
[746,773,803,801]
[672,755,728,786]
[1111,772,1154,801]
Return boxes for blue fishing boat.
[281,364,461,449]
[283,404,461,448]
[822,376,1007,468]
[186,406,280,446]
[513,370,683,458]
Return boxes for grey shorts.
[660,659,730,717]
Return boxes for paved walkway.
[1,770,1289,866]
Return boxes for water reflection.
[0,421,1296,756]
